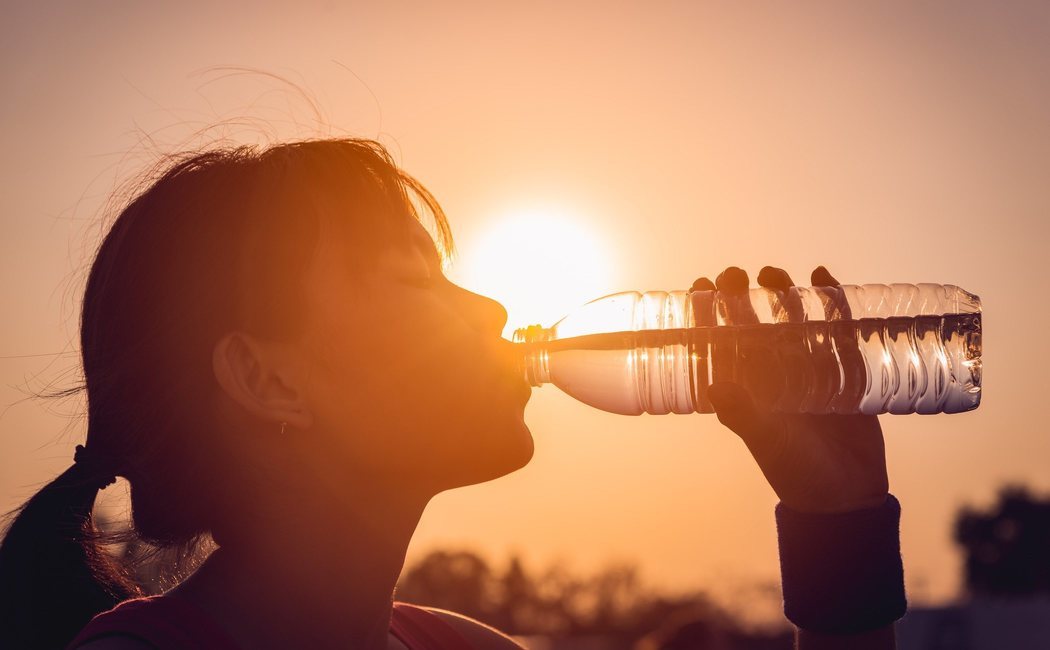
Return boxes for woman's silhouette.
[0,139,905,649]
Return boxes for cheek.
[308,314,527,481]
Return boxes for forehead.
[308,216,439,284]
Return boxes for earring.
[280,421,287,435]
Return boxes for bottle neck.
[512,325,552,386]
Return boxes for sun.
[451,206,615,338]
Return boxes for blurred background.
[2,2,1048,648]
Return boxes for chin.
[445,419,535,490]
[500,421,535,473]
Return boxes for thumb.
[708,382,770,442]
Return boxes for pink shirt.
[67,596,474,649]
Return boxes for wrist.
[776,493,907,635]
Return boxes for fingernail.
[691,277,716,292]
[716,267,749,292]
[758,266,793,292]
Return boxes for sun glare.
[452,206,615,338]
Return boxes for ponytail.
[0,451,140,649]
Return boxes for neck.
[173,481,431,650]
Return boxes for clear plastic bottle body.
[513,283,982,416]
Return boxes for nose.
[455,285,508,335]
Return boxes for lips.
[497,364,532,406]
[473,337,532,406]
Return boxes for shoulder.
[421,608,525,650]
[67,595,235,650]
[70,635,156,650]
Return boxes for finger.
[690,276,716,292]
[759,266,804,323]
[810,265,840,287]
[757,266,795,292]
[810,266,852,319]
[713,266,758,325]
[715,266,750,293]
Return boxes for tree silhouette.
[396,549,497,622]
[491,555,538,632]
[954,485,1050,597]
[396,548,792,647]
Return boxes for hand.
[691,266,889,514]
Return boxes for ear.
[212,331,313,431]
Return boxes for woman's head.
[83,138,533,541]
[0,138,533,646]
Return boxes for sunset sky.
[2,1,1048,622]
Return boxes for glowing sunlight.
[452,206,615,338]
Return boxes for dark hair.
[0,139,452,649]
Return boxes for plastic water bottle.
[513,283,982,416]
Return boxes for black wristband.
[775,494,907,635]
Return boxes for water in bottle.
[513,283,982,416]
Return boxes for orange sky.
[2,1,1048,621]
